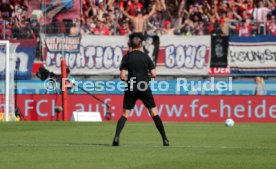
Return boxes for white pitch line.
[0,143,274,150]
[126,123,226,127]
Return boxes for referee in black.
[112,33,169,146]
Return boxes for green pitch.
[0,122,276,169]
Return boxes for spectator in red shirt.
[9,0,25,6]
[101,22,111,35]
[93,20,102,35]
[229,19,252,37]
[93,22,110,35]
[120,0,143,16]
[267,15,276,35]
[233,0,252,15]
[117,19,131,35]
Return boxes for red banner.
[15,95,276,122]
[208,67,230,75]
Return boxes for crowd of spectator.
[80,0,276,36]
[1,0,276,39]
[0,0,38,39]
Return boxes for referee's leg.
[112,109,130,146]
[140,89,169,146]
[149,107,169,146]
[112,91,136,146]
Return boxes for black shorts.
[129,32,146,41]
[123,88,156,110]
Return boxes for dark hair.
[130,36,142,49]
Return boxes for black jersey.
[120,50,156,109]
[120,50,155,83]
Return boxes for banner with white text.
[43,35,211,75]
[16,95,276,122]
[10,79,276,95]
[0,39,37,80]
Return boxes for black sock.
[152,115,167,141]
[114,116,127,138]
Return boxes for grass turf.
[0,122,276,169]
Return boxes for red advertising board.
[15,95,276,122]
[208,67,230,75]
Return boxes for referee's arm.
[120,70,127,81]
[148,55,156,78]
[150,69,156,78]
[120,55,128,81]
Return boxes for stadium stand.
[1,0,276,38]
